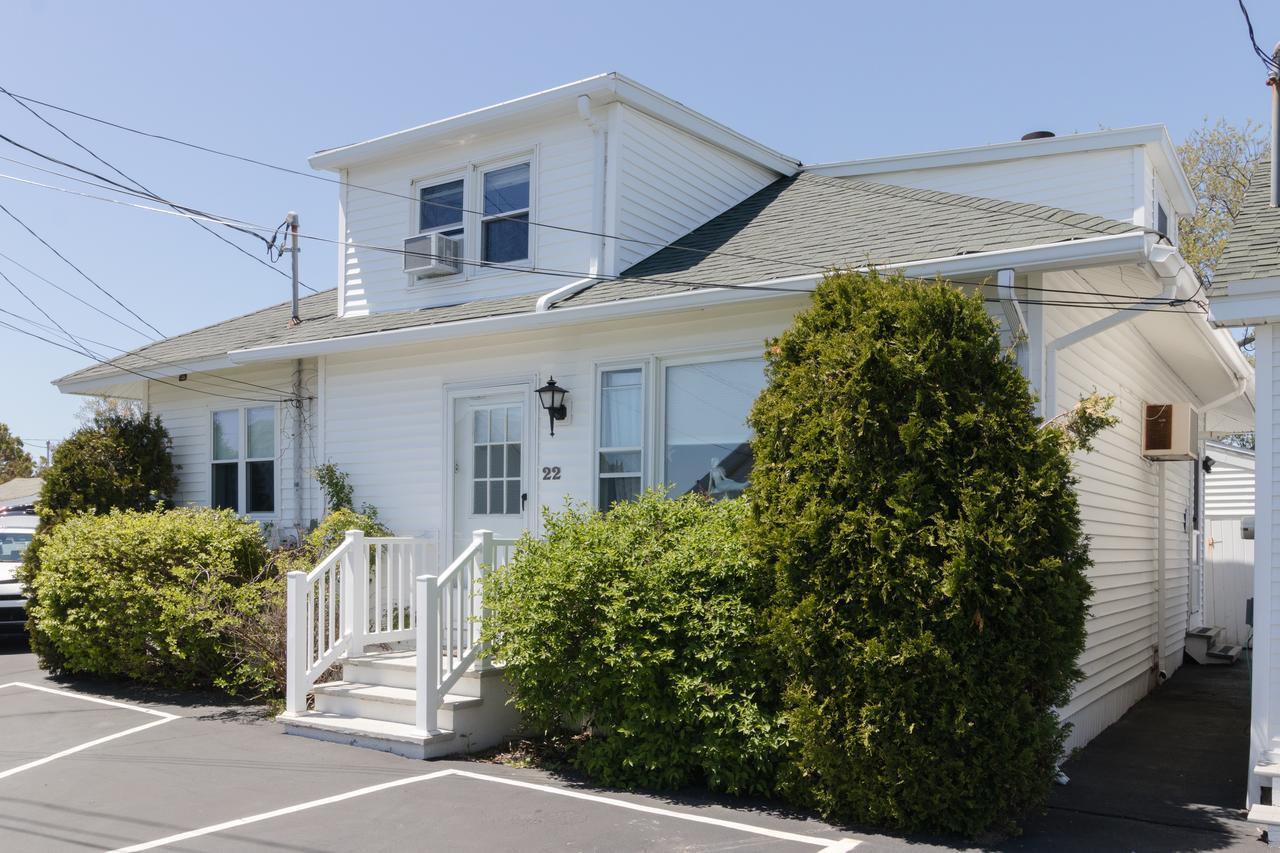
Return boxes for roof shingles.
[57,174,1139,386]
[1215,156,1280,287]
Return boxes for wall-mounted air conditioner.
[1141,402,1198,461]
[403,232,460,277]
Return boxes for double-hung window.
[418,177,465,256]
[481,163,530,264]
[598,368,644,508]
[211,406,276,515]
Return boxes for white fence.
[284,528,517,731]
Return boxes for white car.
[0,507,35,635]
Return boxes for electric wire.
[0,87,317,293]
[0,318,288,403]
[0,166,1208,316]
[0,87,1174,268]
[0,247,160,340]
[1237,0,1280,74]
[0,199,163,338]
[0,304,295,397]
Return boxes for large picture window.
[663,358,766,500]
[598,368,643,508]
[211,406,276,514]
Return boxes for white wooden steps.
[1185,626,1243,665]
[279,650,520,759]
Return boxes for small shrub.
[749,271,1093,836]
[483,491,784,795]
[313,462,354,513]
[23,507,270,691]
[306,507,390,555]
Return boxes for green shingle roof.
[1215,156,1280,288]
[56,174,1139,388]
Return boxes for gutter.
[224,232,1150,364]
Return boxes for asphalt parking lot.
[0,639,1262,852]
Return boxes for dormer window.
[419,177,465,252]
[1156,203,1169,239]
[481,163,530,264]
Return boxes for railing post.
[416,573,439,733]
[285,570,308,715]
[347,530,367,657]
[474,529,495,670]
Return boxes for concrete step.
[279,711,459,760]
[1207,644,1243,664]
[1254,762,1280,779]
[1186,627,1228,665]
[312,680,480,728]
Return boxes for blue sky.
[3,0,1278,455]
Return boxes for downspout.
[996,268,1027,373]
[578,94,608,278]
[536,95,608,314]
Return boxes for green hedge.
[483,491,785,795]
[23,507,270,692]
[749,271,1092,835]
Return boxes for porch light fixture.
[536,377,568,436]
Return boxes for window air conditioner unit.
[1141,402,1198,461]
[403,232,460,277]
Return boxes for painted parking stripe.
[110,767,860,851]
[0,682,179,781]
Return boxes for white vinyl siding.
[1040,269,1200,750]
[145,361,320,535]
[838,148,1139,225]
[611,105,779,273]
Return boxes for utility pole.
[287,211,301,326]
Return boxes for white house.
[55,74,1253,760]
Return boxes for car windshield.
[0,532,33,562]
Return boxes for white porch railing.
[284,528,517,732]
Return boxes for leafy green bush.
[23,507,271,692]
[37,411,176,528]
[749,271,1093,836]
[484,491,784,795]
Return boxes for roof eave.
[225,232,1150,365]
[308,73,801,176]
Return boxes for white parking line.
[0,681,179,781]
[109,766,860,852]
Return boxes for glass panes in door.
[472,404,522,515]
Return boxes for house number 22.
[541,466,562,480]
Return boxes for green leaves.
[749,271,1093,837]
[483,491,785,795]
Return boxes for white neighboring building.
[55,74,1253,757]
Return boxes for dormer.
[310,74,799,317]
[805,125,1195,243]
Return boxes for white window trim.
[405,149,537,290]
[478,158,533,269]
[210,404,280,519]
[593,345,764,505]
[594,361,650,509]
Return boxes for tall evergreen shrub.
[749,271,1093,836]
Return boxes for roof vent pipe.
[1271,43,1280,207]
[1021,131,1055,141]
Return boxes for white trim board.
[109,767,859,852]
[0,682,179,781]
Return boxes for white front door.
[452,392,529,558]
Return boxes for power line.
[0,86,316,294]
[0,304,295,398]
[0,247,158,340]
[1237,0,1279,74]
[0,165,1206,318]
[0,199,164,337]
[0,318,287,403]
[0,88,1160,269]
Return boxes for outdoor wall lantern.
[536,377,569,436]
